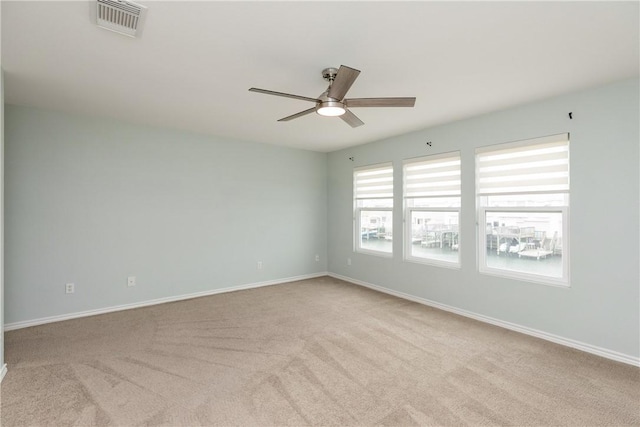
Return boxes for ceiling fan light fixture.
[317,101,346,117]
[249,65,416,127]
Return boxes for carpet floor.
[1,276,639,426]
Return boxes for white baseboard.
[0,364,7,383]
[4,272,328,332]
[328,272,640,367]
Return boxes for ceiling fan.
[249,65,416,128]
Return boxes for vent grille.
[95,0,147,38]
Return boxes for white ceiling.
[2,1,639,152]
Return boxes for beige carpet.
[1,276,639,426]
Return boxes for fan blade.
[278,107,317,122]
[339,109,364,128]
[249,88,320,103]
[327,65,361,100]
[345,97,416,108]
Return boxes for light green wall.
[328,78,640,359]
[4,106,327,324]
[1,69,4,373]
[1,2,5,375]
[4,78,639,362]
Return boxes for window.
[477,134,569,286]
[354,163,393,256]
[404,152,461,267]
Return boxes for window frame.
[404,207,461,268]
[355,206,394,257]
[403,151,461,268]
[478,206,569,286]
[476,134,570,287]
[354,162,394,257]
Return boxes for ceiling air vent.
[93,0,147,38]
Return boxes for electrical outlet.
[65,283,75,294]
[315,254,320,262]
[347,258,352,266]
[127,276,136,287]
[257,261,263,270]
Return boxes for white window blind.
[354,163,393,199]
[404,152,461,198]
[477,134,569,196]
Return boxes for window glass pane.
[357,198,393,208]
[359,210,393,254]
[409,211,459,263]
[484,211,563,278]
[355,163,394,256]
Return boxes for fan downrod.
[321,67,339,82]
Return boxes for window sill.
[405,257,461,270]
[355,248,393,259]
[479,267,570,288]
